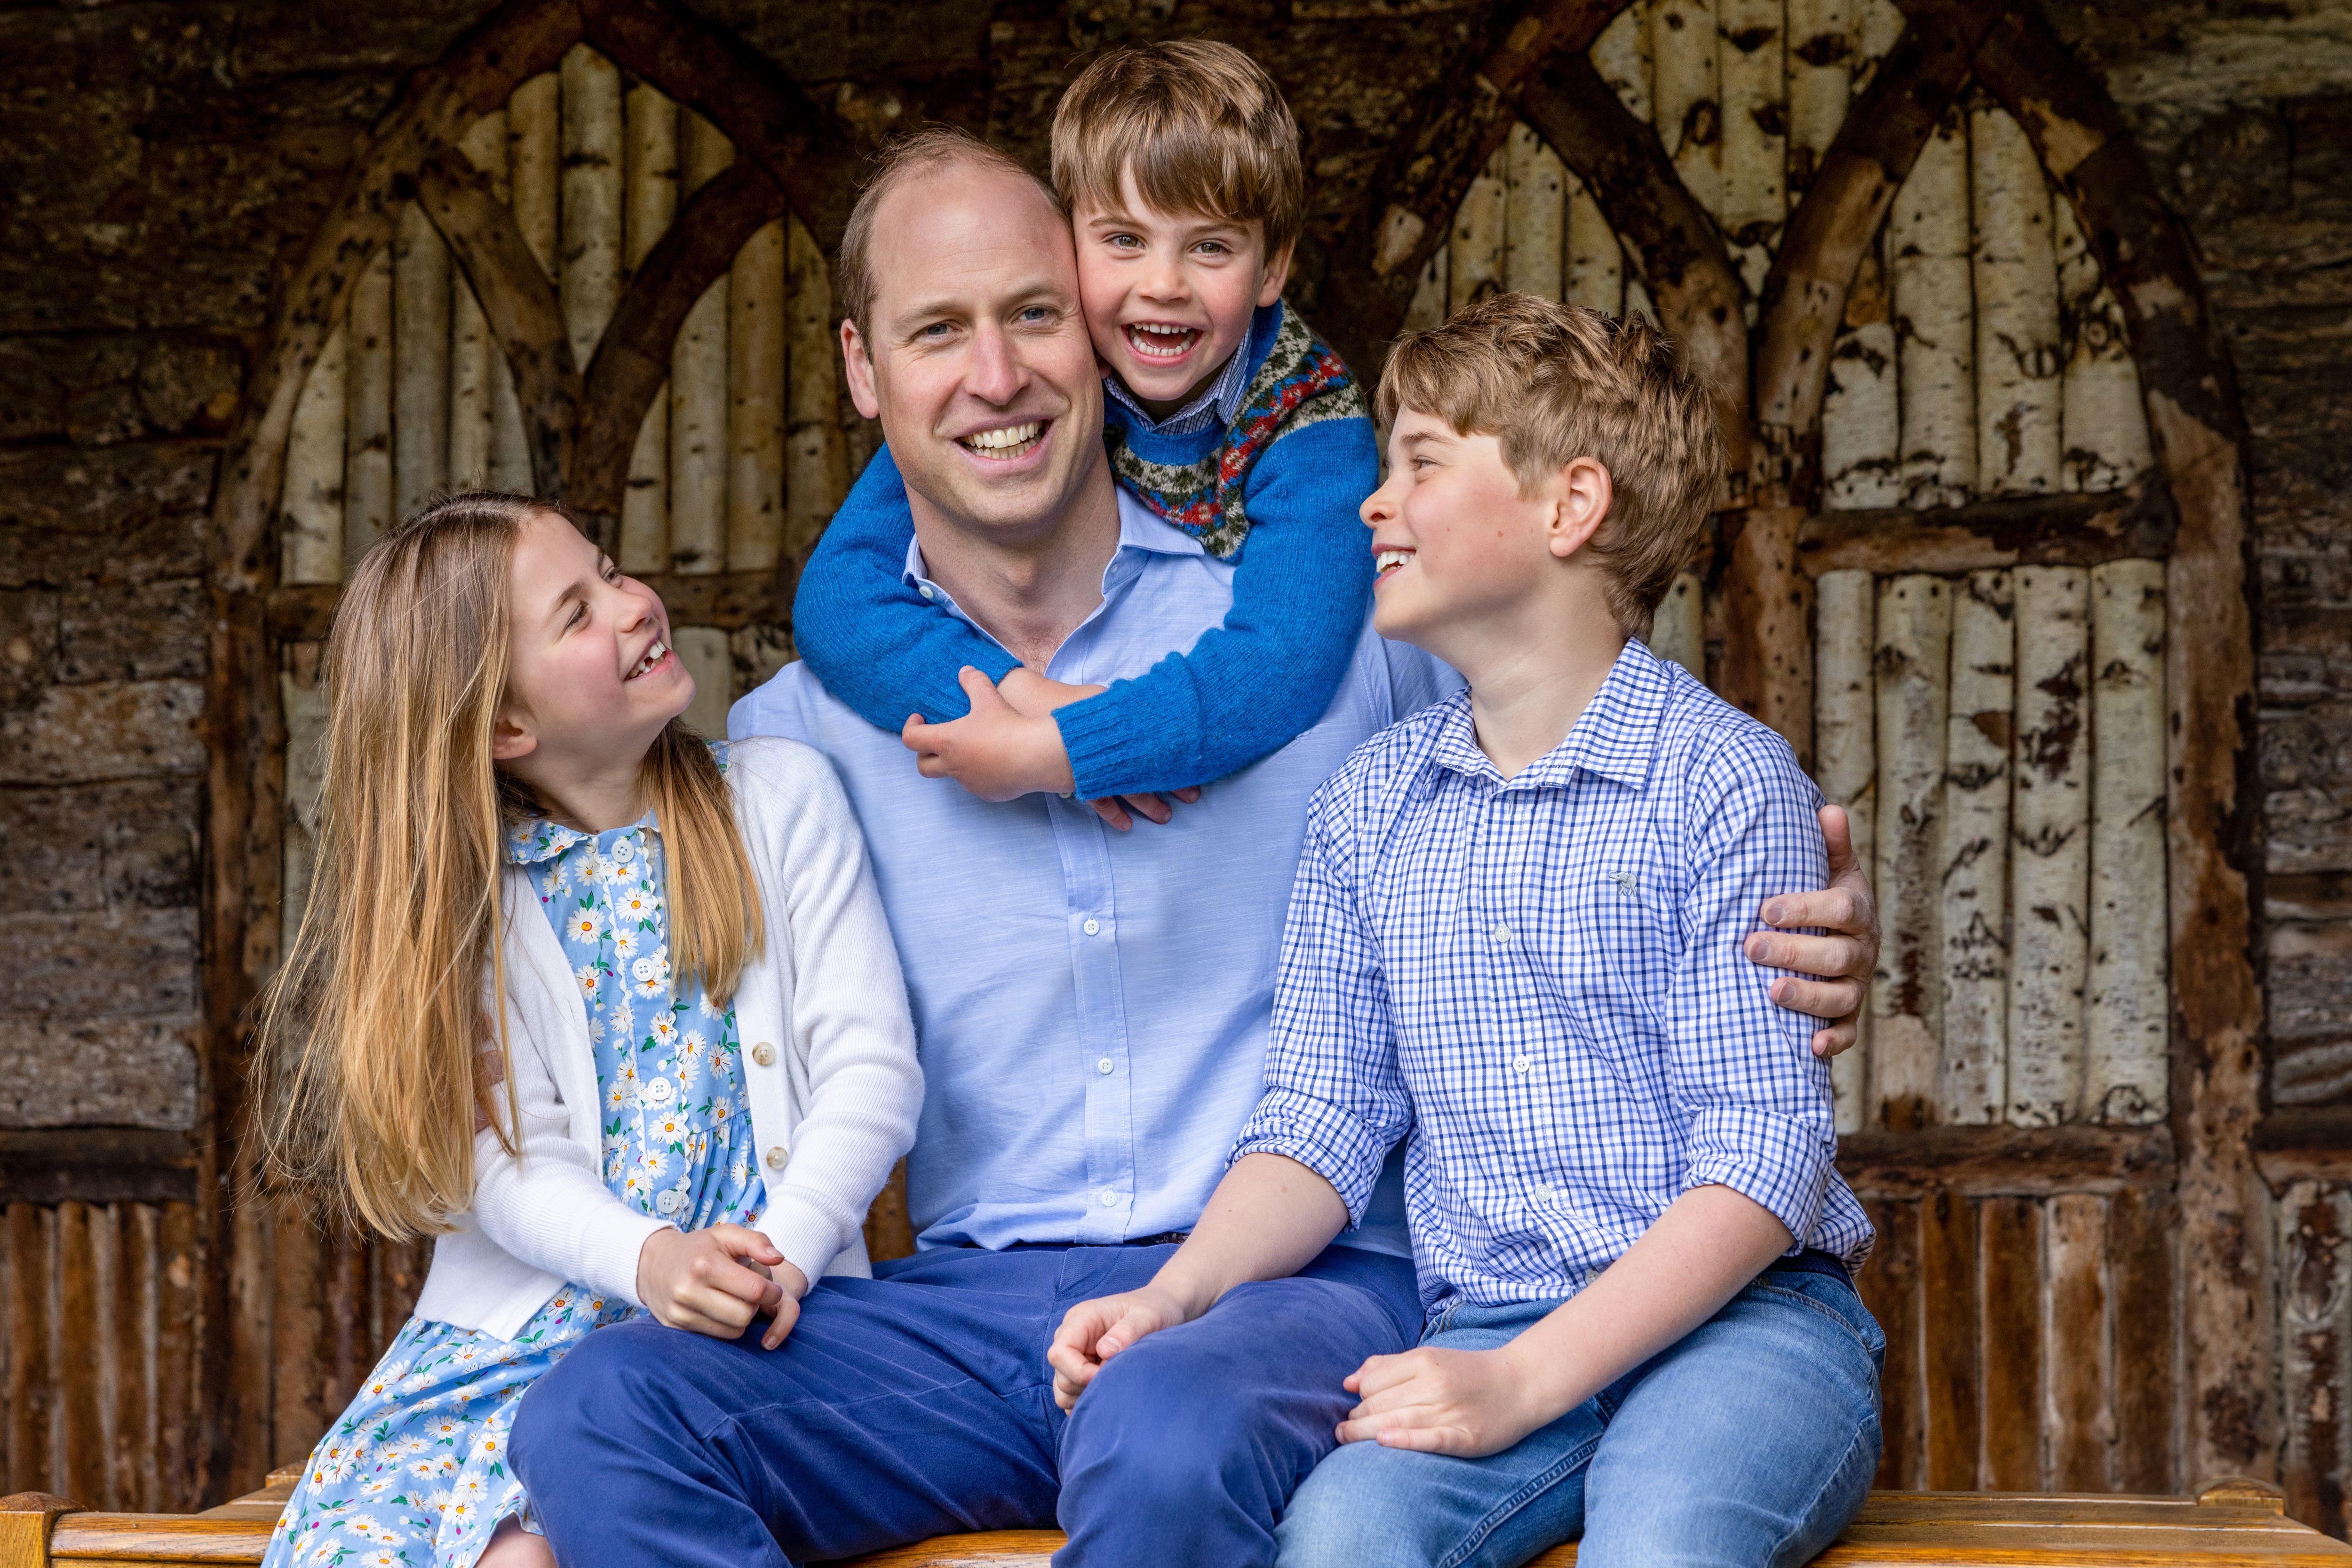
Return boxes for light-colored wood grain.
[1652,0,1720,219]
[391,201,452,520]
[675,626,733,740]
[1813,567,1874,1135]
[2046,1193,2114,1490]
[620,79,678,572]
[1402,248,1449,332]
[2007,566,2090,1127]
[1716,0,1784,296]
[507,73,559,286]
[726,217,787,573]
[1891,104,1974,508]
[1941,569,2013,1126]
[1871,575,1950,1130]
[342,247,394,563]
[1786,0,1852,195]
[448,113,507,489]
[669,111,734,574]
[1822,239,1900,508]
[1564,175,1623,317]
[785,213,849,565]
[1852,0,1906,81]
[1591,0,1653,123]
[1448,143,1506,312]
[1502,123,1565,301]
[2053,196,2152,495]
[2086,558,2168,1124]
[278,322,347,585]
[1648,571,1704,683]
[1970,99,2061,497]
[558,45,625,371]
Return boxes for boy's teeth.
[960,422,1043,458]
[1125,323,1200,360]
[1376,549,1413,575]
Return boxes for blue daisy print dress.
[266,765,768,1568]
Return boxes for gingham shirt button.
[1491,923,1511,943]
[1513,1053,1533,1074]
[1533,1183,1555,1203]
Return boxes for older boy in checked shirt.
[1049,294,1883,1568]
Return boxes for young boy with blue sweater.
[793,41,1374,814]
[1047,294,1884,1568]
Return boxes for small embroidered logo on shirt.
[1613,870,1641,899]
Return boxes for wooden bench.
[5,1474,2346,1566]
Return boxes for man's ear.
[490,709,537,764]
[841,317,882,421]
[1547,457,1613,561]
[1255,235,1296,309]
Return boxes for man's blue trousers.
[509,1240,1421,1568]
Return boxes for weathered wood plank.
[56,1204,104,1507]
[2045,1192,2113,1490]
[1870,575,1949,1130]
[1968,97,2061,497]
[2085,558,2169,1124]
[2107,1183,2177,1496]
[619,78,676,573]
[784,213,848,567]
[154,1204,198,1513]
[342,247,394,563]
[725,217,787,574]
[1814,568,1873,1136]
[558,45,625,371]
[1449,143,1506,312]
[1836,1124,2172,1198]
[668,110,734,576]
[1920,1187,1981,1489]
[268,1212,325,1474]
[1890,103,1974,509]
[390,202,452,521]
[2280,1182,2346,1535]
[5,1205,54,1494]
[2007,565,2090,1127]
[1979,1195,2043,1489]
[1857,1196,1922,1488]
[1941,570,2012,1126]
[1502,122,1565,302]
[278,325,346,587]
[112,1207,158,1514]
[1796,486,2177,576]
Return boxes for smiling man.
[509,129,1880,1568]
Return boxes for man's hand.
[1746,804,1881,1059]
[636,1223,792,1341]
[1046,1283,1196,1410]
[1335,1343,1553,1457]
[903,668,1076,801]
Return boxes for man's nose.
[966,323,1025,404]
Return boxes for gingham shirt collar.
[1100,324,1257,438]
[1424,639,1671,793]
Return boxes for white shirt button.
[654,1189,685,1216]
[751,1042,777,1067]
[632,957,657,981]
[1513,1053,1533,1074]
[1534,1183,1555,1203]
[1097,1057,1115,1075]
[1491,923,1512,943]
[642,1077,674,1105]
[765,1146,788,1170]
[919,583,937,601]
[1098,1189,1119,1207]
[1082,918,1101,936]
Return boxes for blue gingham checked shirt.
[1232,639,1875,1317]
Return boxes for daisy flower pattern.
[263,745,766,1568]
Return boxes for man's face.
[841,164,1104,549]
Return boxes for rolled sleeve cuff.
[1228,1085,1392,1226]
[581,1209,675,1311]
[757,1190,852,1289]
[1681,1105,1834,1248]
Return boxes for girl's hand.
[635,1223,788,1340]
[1045,1284,1195,1410]
[740,1255,813,1349]
[1335,1343,1556,1457]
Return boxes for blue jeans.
[1274,1263,1885,1568]
[509,1240,1420,1568]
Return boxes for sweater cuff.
[756,1190,849,1288]
[1053,685,1193,801]
[581,1209,675,1311]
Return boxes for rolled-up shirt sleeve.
[1669,728,1837,1248]
[1229,791,1412,1224]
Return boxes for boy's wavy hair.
[1051,40,1304,257]
[249,491,763,1239]
[1375,293,1724,634]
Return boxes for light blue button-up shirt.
[731,486,1454,1255]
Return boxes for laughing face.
[840,161,1106,552]
[1073,167,1291,421]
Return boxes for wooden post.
[279,322,347,585]
[670,111,734,575]
[1813,568,1875,1136]
[677,626,733,739]
[727,217,787,574]
[1941,569,2013,1126]
[1592,0,1653,122]
[621,80,678,575]
[1448,144,1506,312]
[2007,565,2090,1127]
[785,212,849,565]
[478,102,533,495]
[1502,123,1565,302]
[1969,98,2061,496]
[1716,0,1786,296]
[2046,1193,2116,1489]
[1891,103,1974,508]
[1870,573,1949,1131]
[2086,558,2168,1124]
[448,113,506,489]
[1653,0,1722,221]
[1720,506,1812,759]
[1403,249,1449,332]
[1854,0,1906,81]
[1821,239,1900,507]
[560,45,625,374]
[2054,196,2153,494]
[1649,573,1705,682]
[344,246,394,562]
[1565,175,1624,317]
[508,73,560,286]
[1786,0,1852,195]
[392,202,453,520]
[1980,1195,2045,1488]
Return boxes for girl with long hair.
[252,492,922,1568]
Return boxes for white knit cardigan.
[411,736,923,1342]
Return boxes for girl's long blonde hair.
[252,491,763,1239]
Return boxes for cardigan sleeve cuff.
[578,1209,675,1311]
[756,1190,851,1288]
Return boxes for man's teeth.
[628,639,667,679]
[960,422,1043,459]
[1375,549,1414,575]
[1126,323,1200,360]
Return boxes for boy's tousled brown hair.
[1051,40,1304,256]
[1376,293,1723,633]
[837,126,1059,337]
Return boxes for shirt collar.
[1427,640,1675,791]
[1099,302,1270,437]
[900,485,1207,605]
[505,810,658,865]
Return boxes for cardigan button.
[765,1146,788,1170]
[752,1043,778,1067]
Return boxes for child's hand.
[903,668,1077,800]
[1335,1342,1554,1457]
[636,1223,791,1341]
[739,1254,813,1349]
[1045,1283,1194,1410]
[998,669,1207,830]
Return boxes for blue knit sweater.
[790,304,1377,798]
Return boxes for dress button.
[1097,1057,1115,1075]
[919,584,937,601]
[752,1043,777,1067]
[1513,1053,1533,1074]
[632,957,657,982]
[612,837,633,863]
[642,1077,674,1105]
[765,1146,788,1170]
[1098,1189,1119,1207]
[654,1189,684,1216]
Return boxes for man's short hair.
[836,126,1060,339]
[1050,40,1304,256]
[1375,293,1722,634]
